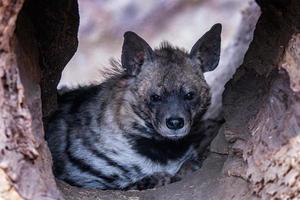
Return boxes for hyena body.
[46,24,222,189]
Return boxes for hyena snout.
[166,117,184,130]
[158,111,191,139]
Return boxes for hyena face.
[122,24,221,139]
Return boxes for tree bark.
[223,0,300,199]
[0,0,79,199]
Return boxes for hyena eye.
[150,94,162,102]
[184,92,195,101]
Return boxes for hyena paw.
[131,173,180,190]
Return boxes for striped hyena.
[46,24,222,190]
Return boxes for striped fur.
[46,25,221,189]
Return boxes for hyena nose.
[166,117,184,130]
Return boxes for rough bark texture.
[0,0,79,199]
[0,1,27,199]
[0,0,60,199]
[223,0,300,199]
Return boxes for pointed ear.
[190,23,222,73]
[121,31,154,76]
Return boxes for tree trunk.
[0,0,78,199]
[223,0,300,199]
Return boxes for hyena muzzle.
[46,23,222,190]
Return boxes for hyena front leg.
[128,173,181,190]
[177,114,225,177]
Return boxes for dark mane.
[156,41,188,54]
[101,58,125,79]
[154,41,189,64]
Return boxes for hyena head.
[122,24,221,139]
